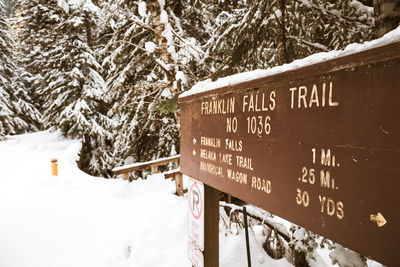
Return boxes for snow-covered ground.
[0,131,293,267]
[0,131,189,267]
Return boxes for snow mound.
[0,131,189,267]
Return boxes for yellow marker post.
[51,159,58,176]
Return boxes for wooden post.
[122,172,129,181]
[227,194,232,203]
[294,250,308,267]
[175,173,184,196]
[173,158,179,169]
[151,165,158,174]
[204,185,219,267]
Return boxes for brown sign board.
[179,42,400,266]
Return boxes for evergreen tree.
[17,0,112,175]
[0,0,40,140]
[41,0,112,176]
[99,0,185,168]
[0,1,15,140]
[17,0,63,108]
[3,0,14,17]
[200,0,375,78]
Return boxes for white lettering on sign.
[227,169,248,184]
[188,178,205,251]
[200,149,217,161]
[200,137,221,148]
[246,115,271,135]
[235,155,254,170]
[226,117,238,133]
[319,195,344,220]
[219,153,232,165]
[201,97,235,115]
[251,177,272,194]
[289,82,339,109]
[242,91,276,112]
[225,138,242,152]
[200,161,224,177]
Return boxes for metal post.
[243,207,252,267]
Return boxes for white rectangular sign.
[188,241,204,267]
[188,177,204,251]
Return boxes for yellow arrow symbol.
[370,212,387,227]
[193,150,196,156]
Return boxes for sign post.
[188,178,219,267]
[203,185,219,267]
[180,42,400,266]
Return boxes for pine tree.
[2,0,14,17]
[0,0,40,140]
[17,0,112,175]
[17,0,64,107]
[40,0,112,176]
[199,0,375,78]
[99,0,185,168]
[0,1,15,140]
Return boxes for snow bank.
[0,131,294,266]
[180,26,400,98]
[0,131,189,267]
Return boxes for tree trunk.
[147,0,179,95]
[78,134,92,172]
[276,0,289,65]
[294,250,309,267]
[373,0,400,37]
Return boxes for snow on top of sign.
[180,26,400,98]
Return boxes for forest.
[2,0,390,177]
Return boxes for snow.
[68,0,100,13]
[180,26,400,98]
[329,244,365,267]
[57,0,69,14]
[138,2,147,18]
[0,131,189,267]
[176,70,187,85]
[57,0,100,14]
[156,58,171,71]
[161,87,172,97]
[0,131,294,266]
[158,0,165,10]
[220,230,291,267]
[350,0,374,17]
[144,41,157,53]
[160,10,169,24]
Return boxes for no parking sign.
[188,178,204,251]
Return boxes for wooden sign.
[179,42,400,266]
